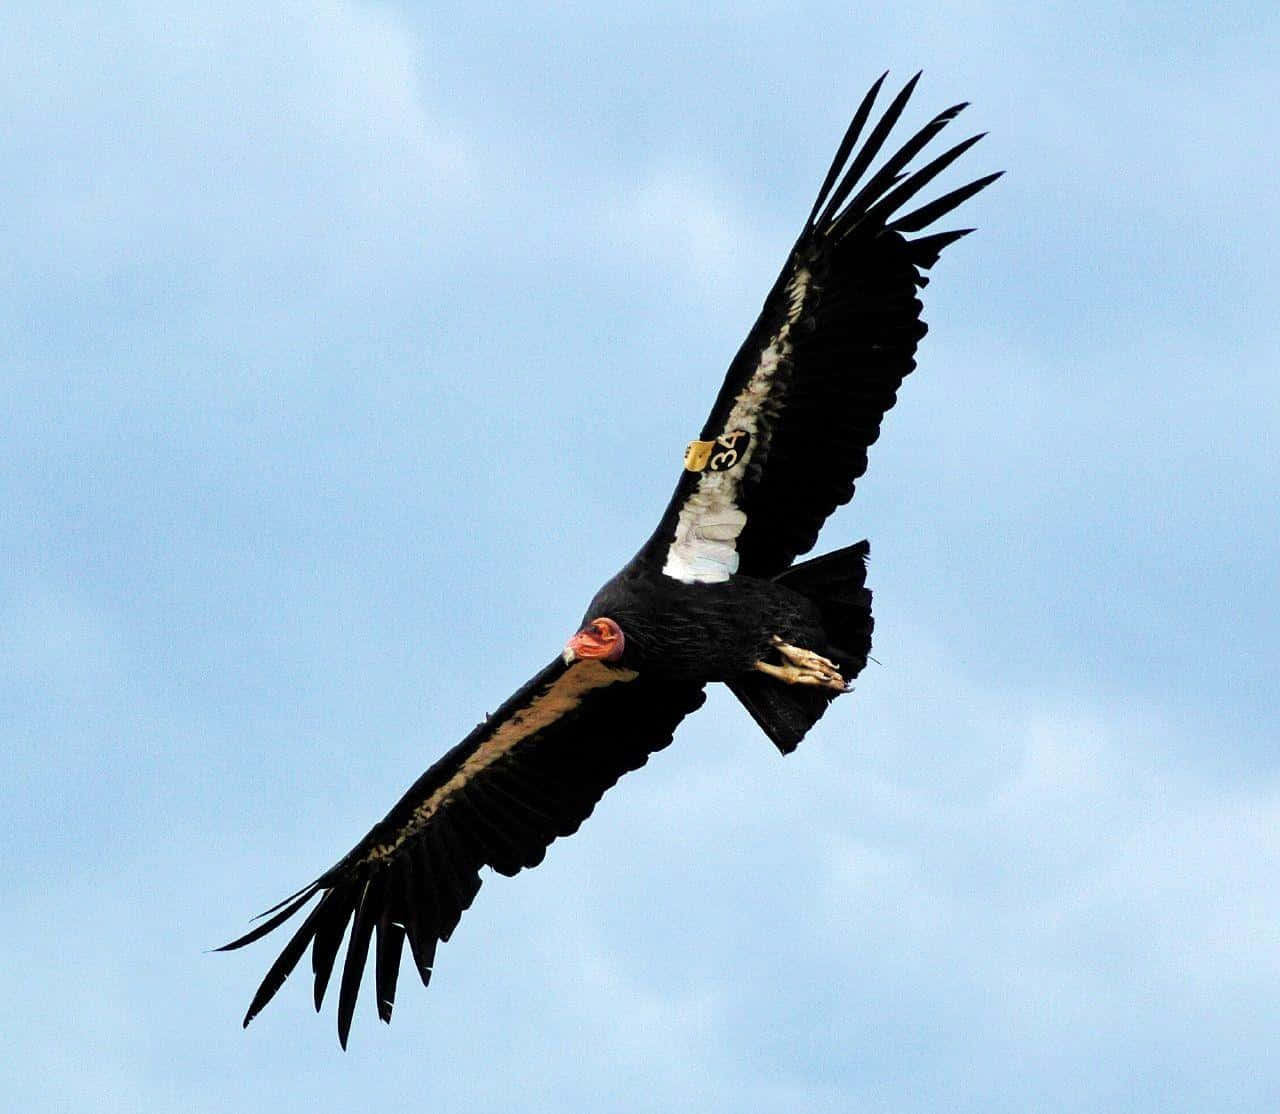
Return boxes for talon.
[756,638,848,692]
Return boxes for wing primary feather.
[374,897,407,1024]
[311,886,359,1012]
[336,875,382,1049]
[218,885,320,952]
[246,880,322,922]
[805,71,888,229]
[816,71,921,229]
[889,171,1004,233]
[240,900,327,1027]
[834,103,968,226]
[401,848,439,988]
[855,133,988,232]
[404,919,438,990]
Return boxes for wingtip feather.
[238,900,327,1028]
[805,71,890,229]
[815,71,924,229]
[217,885,319,952]
[336,877,379,1049]
[890,170,1003,234]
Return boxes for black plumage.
[220,73,998,1046]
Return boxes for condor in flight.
[222,73,998,1047]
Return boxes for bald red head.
[563,617,625,664]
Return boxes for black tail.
[727,541,874,755]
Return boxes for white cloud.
[2,2,470,299]
[605,164,777,304]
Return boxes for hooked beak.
[563,618,624,666]
[562,629,587,665]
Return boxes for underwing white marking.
[664,265,813,583]
[361,661,638,865]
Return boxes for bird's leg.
[754,636,849,692]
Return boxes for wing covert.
[642,73,1000,581]
[220,658,705,1047]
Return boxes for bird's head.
[563,617,625,665]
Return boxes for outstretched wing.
[644,73,1000,583]
[221,659,705,1047]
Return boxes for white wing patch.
[663,266,812,583]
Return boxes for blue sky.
[3,2,1278,1110]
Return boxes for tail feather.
[727,674,833,755]
[729,541,874,755]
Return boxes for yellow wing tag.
[684,429,750,473]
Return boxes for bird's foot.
[754,637,849,692]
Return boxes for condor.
[222,72,999,1047]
